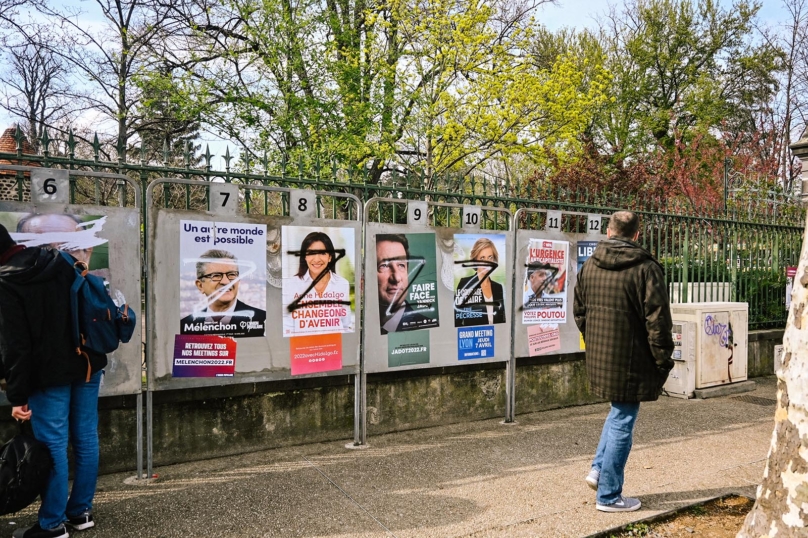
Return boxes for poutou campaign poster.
[522,239,569,324]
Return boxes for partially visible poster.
[172,335,237,377]
[281,226,356,337]
[577,240,599,274]
[453,234,507,327]
[527,324,561,356]
[457,326,495,360]
[3,212,111,280]
[522,239,569,324]
[375,232,440,334]
[290,333,343,375]
[786,266,797,311]
[388,331,430,367]
[179,220,267,338]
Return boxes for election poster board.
[148,184,362,390]
[0,203,142,400]
[363,206,512,374]
[512,210,603,359]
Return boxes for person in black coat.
[454,237,506,327]
[0,224,105,537]
[180,249,266,338]
[573,211,673,514]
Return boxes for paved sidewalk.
[0,377,776,537]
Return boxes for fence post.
[682,226,690,302]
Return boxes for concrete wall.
[747,329,783,378]
[0,329,784,476]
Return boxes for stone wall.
[0,329,784,476]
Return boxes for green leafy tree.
[157,0,607,182]
[131,66,203,165]
[594,0,780,158]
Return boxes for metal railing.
[0,128,802,330]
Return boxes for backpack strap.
[78,349,92,382]
[58,251,90,376]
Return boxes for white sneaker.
[596,496,642,512]
[585,468,599,490]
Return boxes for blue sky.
[537,0,791,31]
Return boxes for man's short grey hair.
[16,213,82,233]
[196,249,237,278]
[608,211,640,239]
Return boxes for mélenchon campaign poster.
[522,239,569,324]
[281,226,356,337]
[453,233,507,327]
[1,212,111,281]
[375,232,440,335]
[178,220,267,339]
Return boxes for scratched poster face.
[2,211,111,281]
[375,232,440,335]
[281,225,356,337]
[179,220,267,338]
[522,238,569,324]
[453,233,508,327]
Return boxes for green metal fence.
[0,127,802,329]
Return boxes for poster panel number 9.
[462,205,481,230]
[408,201,428,226]
[31,168,69,204]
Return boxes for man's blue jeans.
[591,401,640,505]
[28,371,102,530]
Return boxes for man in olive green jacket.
[573,210,674,513]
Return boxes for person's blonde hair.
[470,238,498,263]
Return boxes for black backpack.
[0,422,52,515]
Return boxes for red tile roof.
[0,126,40,173]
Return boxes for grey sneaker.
[585,468,599,490]
[596,496,642,512]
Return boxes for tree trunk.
[736,210,808,536]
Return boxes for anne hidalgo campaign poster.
[174,220,267,378]
[281,225,356,375]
